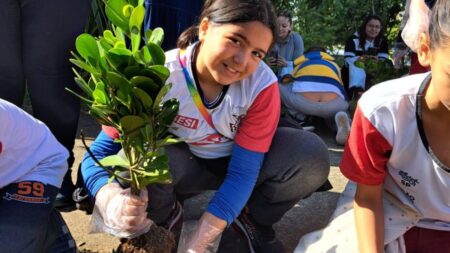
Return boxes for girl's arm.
[81,129,122,198]
[292,32,304,60]
[354,183,384,253]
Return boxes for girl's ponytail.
[176,26,199,49]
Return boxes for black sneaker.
[73,187,94,214]
[159,201,183,232]
[298,116,315,131]
[53,193,76,212]
[232,212,285,253]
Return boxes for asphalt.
[62,113,349,253]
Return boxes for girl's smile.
[195,19,273,90]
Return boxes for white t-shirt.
[163,43,279,158]
[341,73,450,231]
[0,99,69,188]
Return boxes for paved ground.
[62,113,348,253]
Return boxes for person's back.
[279,48,351,145]
[0,98,76,252]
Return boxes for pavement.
[62,113,348,253]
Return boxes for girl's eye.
[230,38,241,46]
[252,51,264,59]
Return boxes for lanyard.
[178,50,216,129]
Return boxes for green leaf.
[106,48,132,69]
[129,75,155,87]
[72,68,93,97]
[70,59,100,76]
[93,82,109,105]
[106,71,130,89]
[146,42,166,65]
[122,4,134,18]
[153,83,171,111]
[147,65,170,83]
[156,98,179,125]
[105,0,129,32]
[144,29,153,43]
[134,76,159,95]
[75,34,100,65]
[139,45,151,65]
[124,66,143,79]
[120,115,146,134]
[129,5,145,52]
[103,30,117,46]
[156,135,181,147]
[148,27,164,46]
[113,25,126,43]
[65,88,94,104]
[99,155,130,168]
[133,87,153,110]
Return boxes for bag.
[346,57,366,90]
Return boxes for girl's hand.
[94,183,153,238]
[185,212,226,253]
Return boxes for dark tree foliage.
[271,0,405,53]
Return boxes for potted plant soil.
[68,0,179,252]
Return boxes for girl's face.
[365,19,381,40]
[429,44,450,110]
[197,19,273,86]
[277,16,292,40]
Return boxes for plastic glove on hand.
[186,214,225,253]
[92,183,153,238]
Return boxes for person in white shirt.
[0,98,76,252]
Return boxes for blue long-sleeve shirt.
[81,130,264,225]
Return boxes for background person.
[296,1,450,251]
[267,11,304,78]
[0,98,76,252]
[279,47,351,145]
[342,14,390,99]
[0,0,92,209]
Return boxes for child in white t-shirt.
[0,98,76,252]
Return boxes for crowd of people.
[0,0,448,252]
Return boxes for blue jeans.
[0,181,76,253]
[147,127,330,226]
[0,0,91,197]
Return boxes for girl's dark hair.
[429,0,450,50]
[357,14,385,54]
[277,11,293,24]
[177,0,278,49]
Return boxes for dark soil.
[115,225,175,253]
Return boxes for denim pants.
[0,0,91,196]
[0,181,76,253]
[147,127,330,226]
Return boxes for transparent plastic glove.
[401,0,430,52]
[185,215,225,253]
[90,183,153,239]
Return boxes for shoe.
[298,116,315,131]
[159,201,183,232]
[53,193,76,212]
[73,187,94,214]
[232,211,286,253]
[335,111,351,145]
